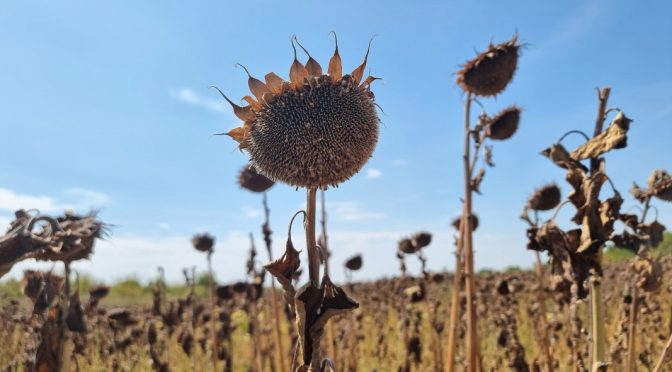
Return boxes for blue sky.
[1,1,670,284]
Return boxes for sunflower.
[217,35,380,189]
[457,35,520,97]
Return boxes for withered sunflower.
[218,35,380,189]
[457,35,521,97]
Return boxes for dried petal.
[264,72,284,94]
[237,64,271,103]
[351,36,375,85]
[289,38,309,88]
[327,32,342,81]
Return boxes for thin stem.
[445,225,464,372]
[625,284,638,371]
[557,130,591,144]
[305,187,320,288]
[653,332,672,372]
[320,189,338,365]
[462,92,479,372]
[207,253,218,372]
[262,193,287,372]
[535,251,554,372]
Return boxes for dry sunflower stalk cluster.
[3,31,672,372]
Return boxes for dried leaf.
[647,169,672,202]
[629,183,651,203]
[471,168,486,194]
[541,143,588,172]
[264,236,301,306]
[227,127,246,143]
[631,255,662,292]
[570,112,632,160]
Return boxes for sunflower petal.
[264,72,284,94]
[242,96,262,111]
[294,36,323,76]
[351,36,375,84]
[361,75,381,88]
[210,86,256,121]
[327,32,342,81]
[289,37,309,88]
[227,127,246,143]
[237,64,271,102]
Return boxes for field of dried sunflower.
[1,32,672,372]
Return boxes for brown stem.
[445,214,465,372]
[462,93,479,372]
[320,189,339,367]
[589,87,610,372]
[262,193,288,372]
[207,253,218,372]
[305,187,320,288]
[534,252,554,372]
[625,284,638,371]
[653,332,672,372]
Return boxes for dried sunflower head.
[344,254,363,271]
[192,233,215,253]
[457,35,521,97]
[648,169,672,202]
[527,183,561,211]
[221,35,380,188]
[238,164,274,193]
[486,106,521,140]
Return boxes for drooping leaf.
[541,143,588,172]
[570,112,632,160]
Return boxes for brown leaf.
[647,169,672,202]
[264,236,301,305]
[541,143,588,172]
[599,192,623,238]
[629,183,651,203]
[471,168,486,194]
[570,112,631,160]
[631,255,662,292]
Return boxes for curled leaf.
[471,168,486,194]
[541,143,588,172]
[570,112,632,160]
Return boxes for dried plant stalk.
[589,87,611,372]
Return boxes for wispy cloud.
[0,187,109,213]
[365,168,383,180]
[170,88,229,113]
[0,188,68,212]
[242,206,263,219]
[65,188,110,207]
[328,201,387,221]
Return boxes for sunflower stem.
[445,207,465,372]
[262,192,288,372]
[462,92,479,372]
[305,187,320,288]
[207,252,219,372]
[589,87,610,372]
[320,189,339,367]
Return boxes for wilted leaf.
[570,112,631,160]
[471,168,486,194]
[631,255,662,292]
[264,236,301,306]
[541,143,588,172]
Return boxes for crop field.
[1,2,671,372]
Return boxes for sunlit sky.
[1,1,671,284]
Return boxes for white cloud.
[242,206,263,219]
[170,88,229,113]
[328,201,387,221]
[0,187,109,214]
[0,188,67,212]
[365,168,383,180]
[65,188,110,207]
